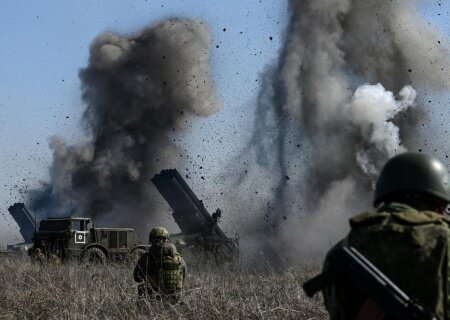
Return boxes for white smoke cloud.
[348,84,417,174]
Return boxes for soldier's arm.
[133,254,148,282]
[322,239,347,320]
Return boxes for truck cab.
[33,217,93,260]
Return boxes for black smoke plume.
[30,19,220,235]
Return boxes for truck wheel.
[81,247,107,264]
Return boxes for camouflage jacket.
[133,242,186,293]
[323,202,450,320]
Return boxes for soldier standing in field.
[322,152,450,319]
[133,227,186,304]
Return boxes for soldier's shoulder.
[391,209,449,226]
[349,211,387,228]
[418,210,450,228]
[349,206,449,229]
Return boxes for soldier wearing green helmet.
[373,152,450,209]
[148,227,170,244]
[133,227,186,304]
[322,152,450,319]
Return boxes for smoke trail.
[29,19,220,234]
[240,0,450,263]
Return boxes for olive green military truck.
[8,203,148,263]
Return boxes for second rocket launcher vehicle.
[151,169,239,263]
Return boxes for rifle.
[303,246,437,320]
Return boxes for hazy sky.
[0,0,449,245]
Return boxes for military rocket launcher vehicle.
[151,169,239,264]
[8,203,149,263]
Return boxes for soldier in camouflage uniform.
[133,227,186,304]
[323,152,450,319]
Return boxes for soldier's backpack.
[339,205,450,319]
[160,254,184,293]
[148,243,184,294]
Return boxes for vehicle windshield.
[72,220,88,231]
[39,220,71,231]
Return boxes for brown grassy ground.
[0,255,328,320]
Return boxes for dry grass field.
[0,254,328,320]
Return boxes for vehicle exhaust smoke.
[29,19,220,235]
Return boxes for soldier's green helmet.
[149,227,170,243]
[374,152,450,206]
